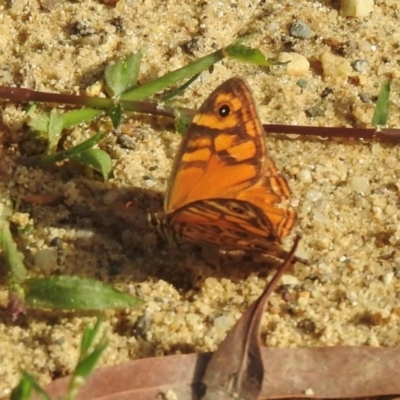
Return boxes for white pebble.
[214,314,234,330]
[278,52,310,76]
[76,229,95,240]
[266,22,279,35]
[349,176,371,195]
[341,0,374,17]
[313,211,329,224]
[281,274,300,285]
[383,272,394,285]
[298,169,313,183]
[305,189,322,202]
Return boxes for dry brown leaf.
[39,346,400,399]
[200,238,300,400]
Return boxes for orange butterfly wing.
[163,78,296,253]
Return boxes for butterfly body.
[159,78,296,259]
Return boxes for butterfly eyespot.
[218,104,231,117]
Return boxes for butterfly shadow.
[65,181,291,289]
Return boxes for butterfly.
[156,77,297,261]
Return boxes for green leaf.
[11,371,51,400]
[105,51,143,97]
[46,110,64,153]
[67,319,108,400]
[161,73,200,102]
[80,318,103,357]
[225,42,273,66]
[372,80,391,127]
[64,132,107,156]
[120,44,227,101]
[0,205,27,283]
[62,108,104,129]
[24,276,143,310]
[28,114,49,134]
[109,104,122,128]
[74,336,108,381]
[69,149,112,180]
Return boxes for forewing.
[165,78,266,212]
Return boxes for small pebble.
[266,21,279,35]
[349,176,371,195]
[49,237,62,248]
[383,272,394,285]
[297,79,308,88]
[278,52,310,76]
[143,176,157,188]
[34,248,57,269]
[75,229,95,240]
[298,168,313,183]
[290,20,314,39]
[305,106,325,118]
[320,51,352,82]
[352,59,368,72]
[214,314,234,330]
[281,274,300,285]
[359,93,371,103]
[313,211,329,224]
[305,189,322,202]
[117,134,136,150]
[341,0,374,17]
[102,189,120,205]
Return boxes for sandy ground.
[1,0,400,396]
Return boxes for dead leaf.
[200,237,300,400]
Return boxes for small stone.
[266,22,279,35]
[297,79,308,88]
[278,52,310,76]
[341,0,374,17]
[349,176,371,195]
[305,106,325,118]
[49,237,62,248]
[290,20,314,39]
[181,37,200,55]
[214,314,234,330]
[359,93,371,103]
[313,211,329,224]
[34,248,58,269]
[76,229,95,240]
[117,134,136,150]
[143,176,156,188]
[351,74,367,86]
[383,272,394,285]
[281,274,300,285]
[305,189,322,202]
[298,168,313,183]
[352,59,368,72]
[102,189,120,205]
[320,51,352,82]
